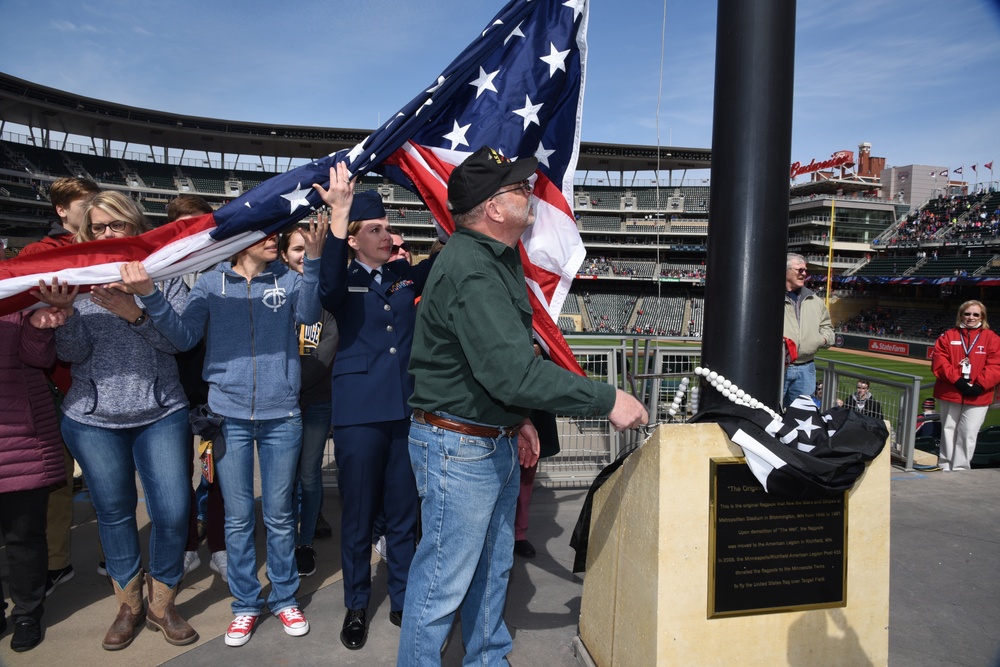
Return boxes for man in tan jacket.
[783,253,834,408]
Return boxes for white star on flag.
[535,141,556,168]
[563,0,586,21]
[540,43,570,77]
[442,120,472,150]
[469,67,500,98]
[426,76,446,94]
[280,184,312,213]
[505,21,525,44]
[513,95,543,130]
[794,417,821,438]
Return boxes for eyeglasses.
[962,312,982,318]
[791,267,808,275]
[391,242,409,253]
[90,220,133,234]
[491,181,532,198]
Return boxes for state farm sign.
[790,150,855,179]
[868,340,909,356]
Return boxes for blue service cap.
[349,190,387,222]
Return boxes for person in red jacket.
[931,300,1000,471]
[0,304,69,651]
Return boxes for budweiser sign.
[790,150,855,179]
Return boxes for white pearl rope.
[673,366,781,420]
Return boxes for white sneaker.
[210,550,228,582]
[183,550,201,575]
[375,535,387,563]
[225,614,258,647]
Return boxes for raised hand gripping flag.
[0,0,589,375]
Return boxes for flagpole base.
[577,422,890,667]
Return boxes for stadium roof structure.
[0,72,711,175]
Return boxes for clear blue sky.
[1,0,999,182]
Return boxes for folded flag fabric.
[694,395,887,498]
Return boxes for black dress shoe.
[340,608,368,650]
[11,618,41,652]
[514,539,536,558]
[389,610,403,627]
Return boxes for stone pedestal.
[578,422,889,666]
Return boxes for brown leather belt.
[412,409,520,439]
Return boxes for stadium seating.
[852,256,921,277]
[909,253,993,277]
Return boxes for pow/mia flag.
[694,395,888,498]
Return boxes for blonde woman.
[37,191,196,649]
[931,300,1000,471]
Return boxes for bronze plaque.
[709,458,847,618]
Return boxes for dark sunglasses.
[962,312,982,318]
[392,242,410,253]
[792,267,808,275]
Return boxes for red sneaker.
[225,614,258,647]
[277,607,310,637]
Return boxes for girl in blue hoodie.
[120,216,329,648]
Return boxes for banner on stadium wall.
[835,333,933,361]
[868,340,910,356]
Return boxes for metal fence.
[321,339,922,489]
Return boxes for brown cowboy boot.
[146,574,199,646]
[102,571,145,650]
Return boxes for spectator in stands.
[783,253,834,408]
[20,176,101,599]
[20,176,100,256]
[0,302,69,652]
[843,380,884,421]
[915,397,942,440]
[280,219,339,578]
[398,146,648,666]
[931,301,1000,471]
[120,215,328,647]
[314,174,436,650]
[36,191,197,650]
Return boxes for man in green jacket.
[398,146,648,666]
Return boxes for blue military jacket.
[319,234,435,426]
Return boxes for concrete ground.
[1,466,999,666]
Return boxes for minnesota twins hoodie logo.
[262,286,287,312]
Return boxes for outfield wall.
[834,333,934,361]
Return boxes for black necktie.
[372,269,382,285]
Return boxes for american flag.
[697,396,888,498]
[0,0,590,374]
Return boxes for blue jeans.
[295,400,331,546]
[61,410,190,589]
[398,416,520,667]
[783,361,816,409]
[216,416,302,616]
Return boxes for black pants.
[0,486,49,623]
